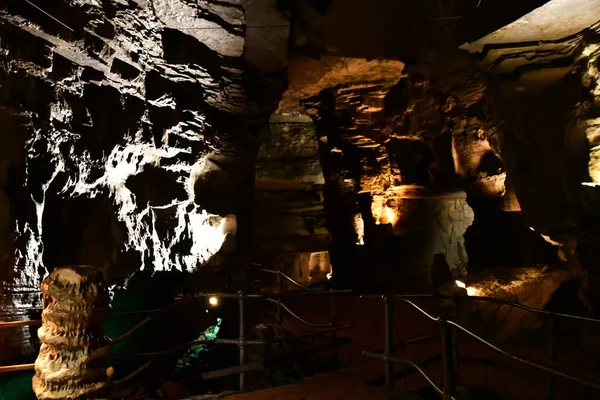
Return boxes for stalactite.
[33,266,111,400]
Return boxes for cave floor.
[219,295,598,400]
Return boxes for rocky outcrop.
[480,25,600,311]
[460,1,600,81]
[441,266,576,342]
[298,55,556,289]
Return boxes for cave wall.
[483,30,600,310]
[0,0,596,301]
[0,0,288,300]
[299,55,558,291]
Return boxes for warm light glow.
[455,280,479,296]
[326,272,332,280]
[208,296,219,306]
[381,206,398,225]
[528,227,560,246]
[354,213,365,245]
[308,251,332,283]
[371,197,399,227]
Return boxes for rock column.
[33,266,111,400]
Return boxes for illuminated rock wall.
[301,57,557,290]
[485,34,600,311]
[0,0,287,292]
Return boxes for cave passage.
[1,0,600,399]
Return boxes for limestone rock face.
[297,55,554,289]
[480,28,600,309]
[0,0,599,311]
[0,0,288,287]
[441,266,575,342]
[33,266,111,400]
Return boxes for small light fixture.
[455,280,466,289]
[208,296,219,307]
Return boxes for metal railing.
[362,293,600,400]
[0,267,352,395]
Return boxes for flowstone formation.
[33,265,111,400]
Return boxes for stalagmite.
[33,266,111,400]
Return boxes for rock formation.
[33,265,111,400]
[0,0,599,316]
[1,2,600,398]
[0,0,287,289]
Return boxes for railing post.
[441,316,457,400]
[451,297,461,385]
[546,313,556,400]
[276,272,283,326]
[238,291,246,392]
[383,295,394,397]
[330,290,337,360]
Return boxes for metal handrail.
[0,308,174,331]
[248,266,313,292]
[0,276,351,397]
[110,290,346,343]
[0,319,41,330]
[0,363,35,373]
[363,293,600,400]
[112,361,151,386]
[363,351,448,398]
[446,320,600,390]
[113,326,351,362]
[265,297,338,329]
[361,293,600,324]
[0,292,340,331]
[0,265,347,333]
